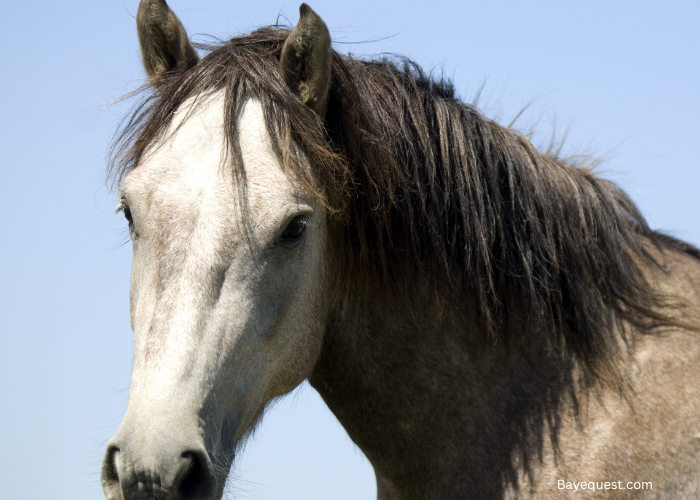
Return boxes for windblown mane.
[109,27,692,387]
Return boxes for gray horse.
[101,1,700,498]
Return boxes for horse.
[100,1,700,499]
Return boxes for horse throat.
[309,290,579,499]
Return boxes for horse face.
[101,92,329,500]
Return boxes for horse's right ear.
[279,4,332,118]
[136,0,199,84]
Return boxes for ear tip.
[136,0,171,27]
[299,3,318,19]
[138,0,169,13]
[297,4,329,38]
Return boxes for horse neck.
[309,285,577,497]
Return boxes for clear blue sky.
[1,1,698,499]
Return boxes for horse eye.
[282,216,309,240]
[117,201,133,226]
[123,207,133,225]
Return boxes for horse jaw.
[101,91,328,499]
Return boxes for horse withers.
[101,1,700,499]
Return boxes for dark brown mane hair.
[109,27,692,387]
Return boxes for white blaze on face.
[118,90,328,455]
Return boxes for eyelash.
[116,201,133,225]
[295,215,312,228]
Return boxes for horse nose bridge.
[145,255,232,337]
[101,428,216,500]
[134,272,227,370]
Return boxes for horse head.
[101,3,333,499]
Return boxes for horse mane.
[109,27,693,387]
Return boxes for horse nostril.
[100,444,123,500]
[177,450,215,499]
[100,440,214,500]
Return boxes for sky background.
[1,1,698,499]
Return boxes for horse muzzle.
[101,431,217,500]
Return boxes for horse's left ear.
[279,4,332,118]
[136,0,199,84]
